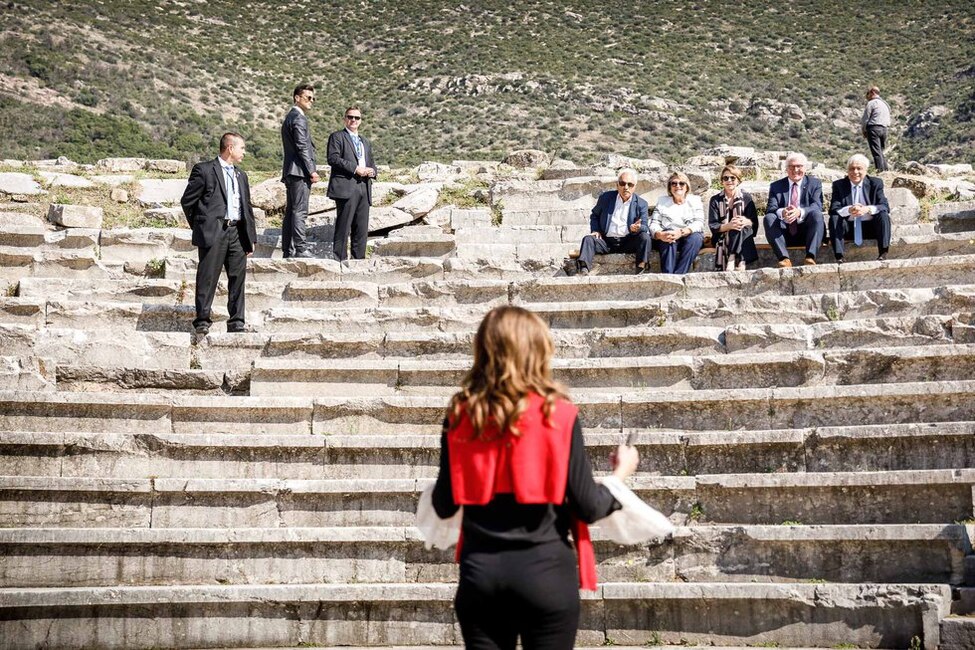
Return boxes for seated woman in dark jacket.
[708,164,759,271]
[431,305,638,650]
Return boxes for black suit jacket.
[326,129,375,205]
[828,175,890,220]
[281,107,317,181]
[180,158,257,252]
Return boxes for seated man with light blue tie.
[763,152,825,267]
[828,153,891,263]
[571,167,651,276]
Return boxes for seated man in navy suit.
[828,153,891,263]
[571,168,651,276]
[763,152,825,267]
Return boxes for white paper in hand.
[593,475,675,544]
[415,483,463,550]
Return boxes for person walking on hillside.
[861,85,891,172]
[326,105,376,262]
[180,132,258,335]
[428,305,640,650]
[280,83,319,258]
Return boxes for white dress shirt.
[605,195,632,237]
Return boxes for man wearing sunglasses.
[570,168,651,276]
[326,106,376,261]
[280,83,319,259]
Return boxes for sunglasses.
[617,181,636,188]
[721,176,739,182]
[345,115,362,121]
[301,95,315,102]
[669,181,687,187]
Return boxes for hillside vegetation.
[0,0,973,170]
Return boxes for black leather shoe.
[634,265,650,275]
[227,324,257,333]
[194,324,210,336]
[877,252,888,261]
[294,250,315,259]
[835,256,844,265]
[578,266,590,276]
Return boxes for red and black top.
[432,393,620,590]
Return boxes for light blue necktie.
[224,167,237,222]
[852,185,863,247]
[353,135,363,160]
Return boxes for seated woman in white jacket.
[649,171,705,274]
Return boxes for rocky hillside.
[0,0,973,169]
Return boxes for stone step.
[371,233,456,258]
[2,421,971,480]
[246,286,973,335]
[941,616,975,650]
[24,254,975,310]
[6,379,975,435]
[0,245,122,281]
[0,582,949,649]
[249,344,975,397]
[53,365,244,394]
[258,313,962,361]
[1,470,971,528]
[0,225,98,251]
[0,524,966,588]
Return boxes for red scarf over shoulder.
[447,393,597,591]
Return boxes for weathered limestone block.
[96,157,147,172]
[416,161,462,182]
[247,177,286,212]
[602,153,668,171]
[0,172,44,197]
[0,212,45,227]
[145,159,185,174]
[892,173,956,199]
[137,179,188,206]
[369,206,415,232]
[391,186,439,218]
[37,171,93,188]
[928,163,974,176]
[503,149,550,168]
[47,204,103,229]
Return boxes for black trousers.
[282,175,310,257]
[577,232,651,271]
[828,212,891,258]
[455,540,580,650]
[865,125,889,172]
[333,182,370,261]
[194,222,247,331]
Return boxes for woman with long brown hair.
[430,305,639,650]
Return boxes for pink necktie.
[787,183,799,235]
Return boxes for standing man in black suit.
[281,83,319,258]
[763,152,825,267]
[327,105,376,261]
[181,132,258,335]
[829,153,892,263]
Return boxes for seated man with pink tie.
[828,153,891,263]
[763,152,825,267]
